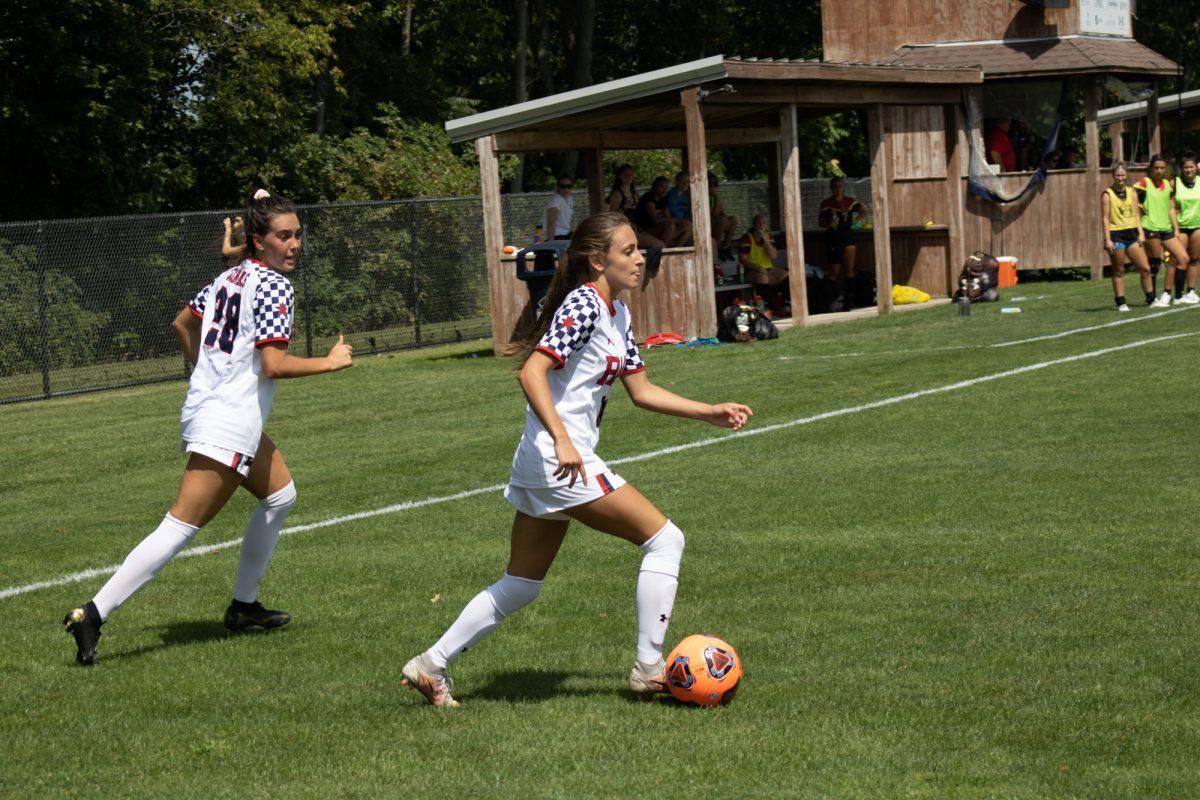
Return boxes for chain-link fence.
[0,178,869,404]
[0,199,497,404]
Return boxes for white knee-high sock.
[636,521,685,666]
[233,481,297,603]
[426,573,543,671]
[92,513,201,621]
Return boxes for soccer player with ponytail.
[63,191,354,665]
[1134,154,1190,307]
[1102,162,1151,312]
[401,212,752,707]
[1173,151,1200,304]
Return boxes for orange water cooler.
[996,256,1019,288]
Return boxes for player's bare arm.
[518,349,587,487]
[259,335,354,379]
[620,371,752,431]
[171,305,204,366]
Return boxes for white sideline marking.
[779,344,975,361]
[779,303,1198,361]
[4,330,1197,603]
[990,303,1197,347]
[0,486,503,602]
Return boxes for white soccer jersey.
[179,258,294,457]
[509,282,645,488]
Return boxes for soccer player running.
[1173,151,1200,304]
[401,212,752,707]
[63,192,354,665]
[1134,155,1190,307]
[1102,162,1151,312]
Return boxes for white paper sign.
[1079,0,1131,37]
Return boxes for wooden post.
[1107,121,1124,164]
[1085,79,1102,279]
[583,148,604,214]
[780,104,809,324]
[682,87,715,289]
[477,135,508,351]
[946,103,967,294]
[1148,81,1161,160]
[867,104,893,314]
[766,142,782,231]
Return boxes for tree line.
[0,1,1193,221]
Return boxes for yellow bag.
[892,284,931,305]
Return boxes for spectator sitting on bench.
[738,214,787,309]
[664,171,691,222]
[608,164,665,249]
[636,176,692,247]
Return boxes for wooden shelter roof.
[445,55,982,148]
[1098,88,1200,125]
[884,36,1177,78]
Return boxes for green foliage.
[0,239,108,377]
[25,1,1199,214]
[0,0,828,218]
[285,104,513,201]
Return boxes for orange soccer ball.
[665,634,743,707]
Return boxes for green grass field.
[3,278,1200,798]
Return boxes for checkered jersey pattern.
[622,313,645,374]
[536,288,601,366]
[253,272,294,347]
[189,283,211,317]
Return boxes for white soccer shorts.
[180,440,255,478]
[504,471,627,520]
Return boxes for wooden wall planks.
[823,0,1082,63]
[958,167,1146,268]
[886,106,947,180]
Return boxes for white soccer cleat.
[1151,292,1172,308]
[628,660,668,700]
[401,655,459,707]
[1180,290,1200,305]
[1117,303,1131,312]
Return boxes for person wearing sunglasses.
[544,174,575,241]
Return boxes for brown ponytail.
[509,211,632,363]
[242,190,297,258]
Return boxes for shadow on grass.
[105,619,281,662]
[425,347,495,362]
[1078,305,1132,313]
[464,669,624,703]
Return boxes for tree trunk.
[314,70,330,136]
[535,0,555,97]
[557,0,595,179]
[569,0,594,90]
[402,0,413,56]
[510,0,529,193]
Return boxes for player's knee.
[640,520,684,578]
[263,480,297,511]
[490,573,543,618]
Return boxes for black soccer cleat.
[223,600,291,632]
[63,602,102,666]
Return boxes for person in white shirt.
[63,191,354,666]
[543,174,575,239]
[401,212,753,707]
